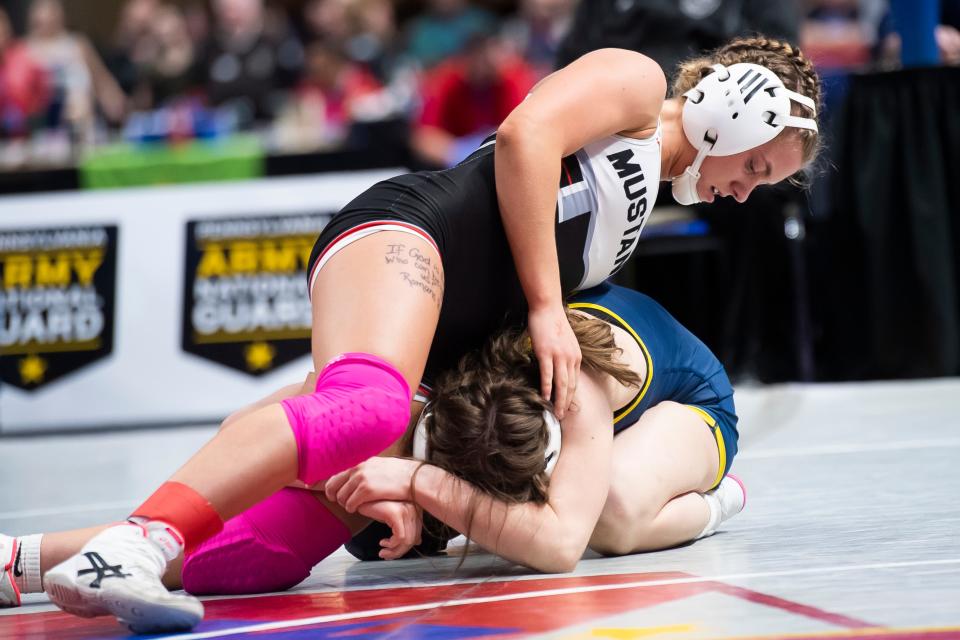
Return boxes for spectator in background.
[138,4,197,107]
[344,0,419,119]
[501,0,576,78]
[937,24,960,64]
[346,0,401,83]
[199,0,303,126]
[26,0,127,137]
[184,2,211,49]
[280,38,382,149]
[556,0,798,80]
[404,0,495,69]
[944,0,960,63]
[0,6,50,138]
[799,0,879,69]
[105,0,161,99]
[412,32,535,167]
[302,0,352,49]
[106,0,198,111]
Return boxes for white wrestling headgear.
[412,407,563,477]
[671,62,818,206]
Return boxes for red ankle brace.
[130,481,224,552]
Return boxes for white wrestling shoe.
[1,535,22,607]
[44,523,203,633]
[698,474,747,539]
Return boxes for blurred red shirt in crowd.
[287,39,382,146]
[300,44,381,121]
[0,9,51,132]
[414,34,536,166]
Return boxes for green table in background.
[80,136,265,189]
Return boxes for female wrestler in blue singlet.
[325,282,744,571]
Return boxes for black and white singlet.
[307,125,662,377]
[554,124,662,291]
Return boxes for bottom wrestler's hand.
[326,457,421,512]
[356,500,423,559]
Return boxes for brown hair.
[673,36,823,175]
[417,311,640,550]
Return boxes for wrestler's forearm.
[412,464,581,573]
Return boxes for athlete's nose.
[732,178,757,203]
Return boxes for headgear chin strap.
[412,407,563,477]
[671,62,818,206]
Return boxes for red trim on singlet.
[309,220,440,294]
[562,162,573,186]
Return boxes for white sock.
[695,492,722,540]
[13,534,43,594]
[127,518,185,563]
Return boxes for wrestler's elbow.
[527,533,586,574]
[497,112,558,156]
[495,116,528,151]
[542,541,585,574]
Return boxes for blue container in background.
[891,0,941,66]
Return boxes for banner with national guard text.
[0,225,118,391]
[182,214,327,375]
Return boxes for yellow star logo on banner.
[20,355,48,384]
[245,342,276,371]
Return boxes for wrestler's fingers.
[324,468,353,502]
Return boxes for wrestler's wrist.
[526,292,563,314]
[411,463,445,505]
[397,457,421,501]
[518,270,562,311]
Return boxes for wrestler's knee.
[182,513,310,595]
[282,352,411,485]
[591,479,659,556]
[182,488,351,595]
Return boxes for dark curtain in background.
[619,186,810,385]
[815,67,960,380]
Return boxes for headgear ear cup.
[671,62,818,205]
[542,410,562,477]
[412,409,430,461]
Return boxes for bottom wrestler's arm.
[411,373,614,572]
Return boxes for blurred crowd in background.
[0,0,958,171]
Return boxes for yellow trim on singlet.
[568,301,652,425]
[685,404,727,490]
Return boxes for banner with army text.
[0,225,118,391]
[182,214,326,375]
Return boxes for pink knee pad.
[281,352,411,485]
[182,488,351,595]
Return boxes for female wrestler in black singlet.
[41,37,822,633]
